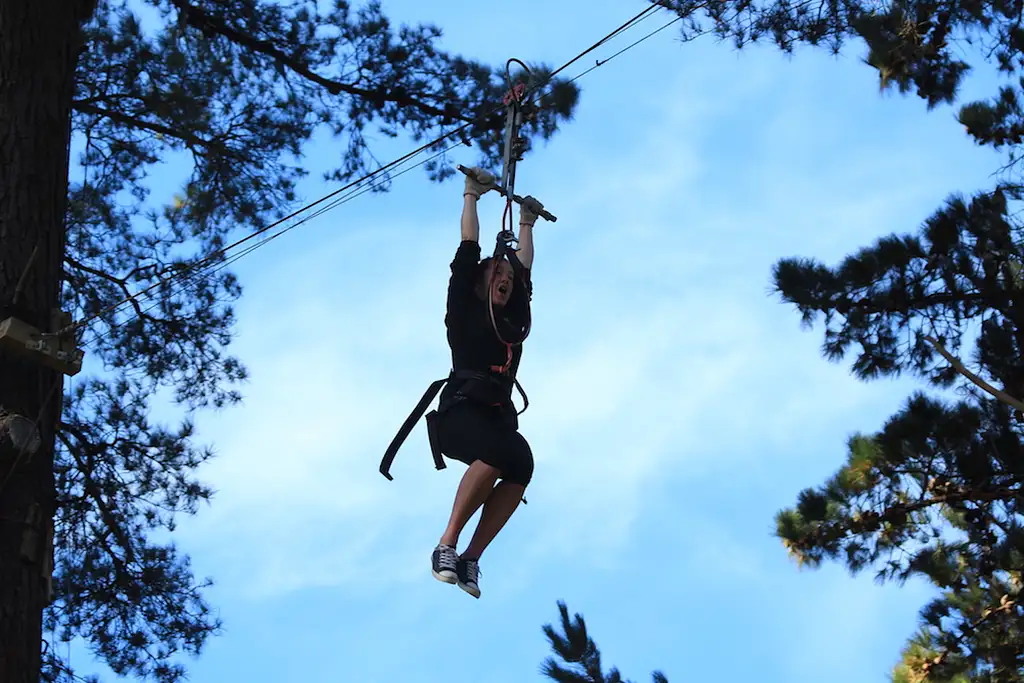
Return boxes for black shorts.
[435,400,534,487]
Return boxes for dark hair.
[473,255,505,290]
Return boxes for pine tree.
[541,601,669,683]
[769,192,1024,682]
[650,1,1024,680]
[0,2,579,682]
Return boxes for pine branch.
[827,290,994,318]
[785,483,1022,558]
[922,335,1024,413]
[168,0,471,123]
[921,596,1019,679]
[72,102,223,155]
[541,601,670,683]
[58,428,137,567]
[64,256,169,325]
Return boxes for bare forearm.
[517,221,534,270]
[461,195,480,242]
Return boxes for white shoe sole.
[432,569,457,584]
[457,580,480,599]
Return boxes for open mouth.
[497,283,509,296]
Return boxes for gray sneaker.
[431,544,458,584]
[456,556,481,598]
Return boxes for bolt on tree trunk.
[0,2,88,681]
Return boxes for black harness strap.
[380,378,449,480]
[512,376,528,415]
[379,371,529,480]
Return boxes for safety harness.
[378,370,529,481]
[378,59,555,485]
[378,226,533,482]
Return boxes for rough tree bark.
[0,2,91,681]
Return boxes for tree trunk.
[0,2,88,682]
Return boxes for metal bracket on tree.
[0,309,85,376]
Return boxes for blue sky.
[65,1,1009,682]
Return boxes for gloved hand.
[464,167,496,199]
[520,195,543,226]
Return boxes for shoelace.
[438,545,459,566]
[462,559,480,583]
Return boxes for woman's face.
[483,259,514,307]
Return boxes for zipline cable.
[4,5,689,502]
[80,139,464,349]
[73,3,682,345]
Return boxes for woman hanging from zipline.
[427,166,539,599]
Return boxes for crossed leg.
[461,480,524,559]
[439,460,500,548]
[439,461,525,558]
